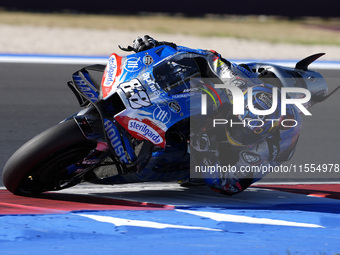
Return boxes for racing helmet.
[226,84,282,146]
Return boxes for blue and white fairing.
[100,46,204,149]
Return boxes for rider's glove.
[132,35,157,52]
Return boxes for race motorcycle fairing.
[66,46,206,185]
[2,44,337,195]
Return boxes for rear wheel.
[2,120,96,195]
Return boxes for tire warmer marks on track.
[0,190,174,215]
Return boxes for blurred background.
[0,0,339,59]
[0,0,339,17]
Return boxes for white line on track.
[78,214,223,231]
[176,209,324,228]
[0,54,108,64]
[77,209,324,231]
[0,54,340,69]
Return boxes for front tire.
[2,120,96,195]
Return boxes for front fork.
[58,107,111,185]
[66,103,154,179]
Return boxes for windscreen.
[152,53,201,95]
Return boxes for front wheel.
[2,120,97,195]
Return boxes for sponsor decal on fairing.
[103,55,118,87]
[72,74,98,103]
[124,57,143,72]
[101,53,123,99]
[143,55,153,66]
[142,72,161,96]
[104,119,129,164]
[128,120,163,145]
[153,105,171,124]
[168,101,181,113]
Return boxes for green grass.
[1,11,340,45]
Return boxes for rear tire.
[2,120,96,195]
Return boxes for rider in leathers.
[131,35,302,195]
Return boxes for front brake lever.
[118,45,135,52]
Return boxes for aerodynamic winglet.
[295,53,325,71]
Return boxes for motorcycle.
[2,44,337,195]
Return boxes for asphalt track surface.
[0,62,340,255]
